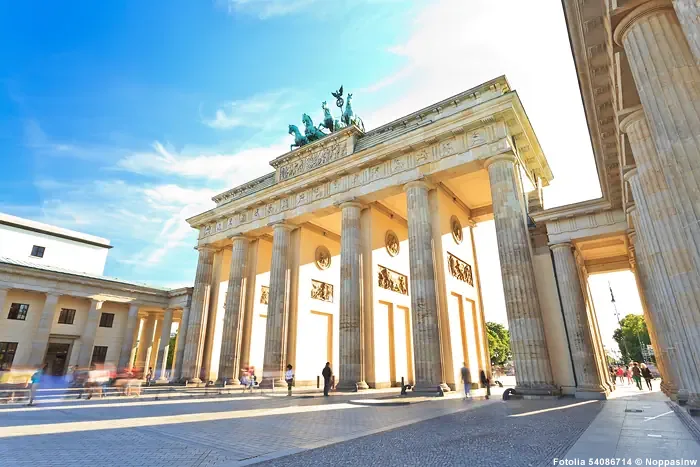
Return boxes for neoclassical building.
[0,212,192,379]
[182,0,700,404]
[185,77,558,394]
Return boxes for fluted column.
[28,293,60,366]
[77,299,104,367]
[135,314,156,371]
[174,304,190,380]
[149,319,163,371]
[404,181,447,392]
[615,2,700,318]
[628,231,675,395]
[551,243,607,399]
[218,236,250,384]
[626,171,699,401]
[338,201,368,391]
[181,246,216,383]
[155,308,174,381]
[118,303,140,370]
[672,0,700,63]
[261,223,294,388]
[485,154,555,393]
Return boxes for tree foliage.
[612,314,651,364]
[166,332,177,369]
[486,322,512,366]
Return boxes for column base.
[156,377,170,384]
[411,382,451,394]
[513,384,560,398]
[217,378,241,386]
[188,377,203,385]
[574,387,609,400]
[336,381,369,392]
[259,378,286,389]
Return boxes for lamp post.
[609,282,631,363]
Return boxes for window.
[58,308,76,325]
[30,245,45,258]
[0,342,18,370]
[99,312,115,328]
[7,303,29,321]
[90,346,108,366]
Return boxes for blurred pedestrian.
[460,362,471,400]
[322,362,332,397]
[640,363,653,391]
[616,366,625,384]
[285,365,294,396]
[27,364,46,406]
[631,362,643,390]
[626,366,633,385]
[480,370,490,399]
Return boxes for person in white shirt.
[285,365,294,396]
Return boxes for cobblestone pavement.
[266,398,605,467]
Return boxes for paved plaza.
[1,381,698,466]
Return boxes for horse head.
[289,124,298,135]
[322,101,328,111]
[346,93,353,104]
[302,113,313,127]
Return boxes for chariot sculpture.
[288,85,365,151]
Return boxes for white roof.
[0,212,111,249]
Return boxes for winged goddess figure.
[332,85,344,110]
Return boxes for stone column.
[338,201,368,391]
[149,318,163,371]
[0,288,7,312]
[28,293,60,366]
[218,236,250,385]
[181,246,216,383]
[550,243,607,399]
[615,2,700,318]
[174,304,190,380]
[155,308,174,382]
[117,303,140,370]
[77,299,104,367]
[239,240,259,372]
[261,223,294,388]
[626,171,699,401]
[135,314,156,371]
[404,181,447,392]
[672,0,700,63]
[485,154,555,393]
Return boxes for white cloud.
[203,90,292,130]
[223,0,316,18]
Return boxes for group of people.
[610,362,654,391]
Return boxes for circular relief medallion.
[315,245,331,270]
[451,216,463,244]
[385,230,400,257]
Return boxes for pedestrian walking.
[616,366,625,384]
[27,364,46,406]
[146,367,153,386]
[285,364,294,396]
[626,366,633,385]
[640,363,653,391]
[322,362,332,397]
[480,370,490,399]
[460,362,471,399]
[631,362,643,390]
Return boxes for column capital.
[403,179,434,192]
[549,242,574,252]
[619,106,646,134]
[90,299,105,308]
[483,153,517,170]
[613,0,674,46]
[338,200,365,211]
[626,204,638,216]
[269,222,295,232]
[195,245,218,253]
[623,167,639,183]
[227,235,252,246]
[44,292,61,301]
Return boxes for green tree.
[612,314,651,364]
[486,322,511,366]
[166,331,177,369]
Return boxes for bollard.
[317,375,320,389]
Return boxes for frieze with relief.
[311,280,333,302]
[260,286,269,305]
[385,231,400,257]
[278,142,344,181]
[447,253,473,286]
[315,246,331,270]
[378,265,408,295]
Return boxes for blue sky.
[1,0,637,348]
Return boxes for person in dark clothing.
[631,362,643,390]
[322,362,333,397]
[640,363,653,390]
[480,370,490,399]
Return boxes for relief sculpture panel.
[260,286,269,305]
[377,265,408,295]
[278,142,344,181]
[447,253,473,286]
[311,280,333,302]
